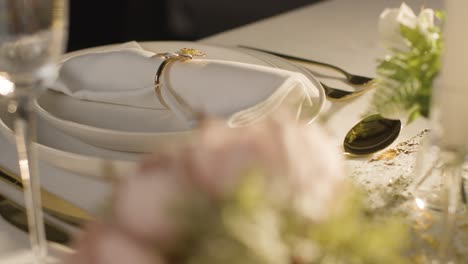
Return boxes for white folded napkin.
[52,42,320,126]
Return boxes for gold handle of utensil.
[0,165,93,226]
[0,194,71,245]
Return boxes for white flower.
[378,3,435,51]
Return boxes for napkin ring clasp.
[153,48,206,110]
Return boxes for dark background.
[67,0,322,51]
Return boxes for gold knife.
[0,165,93,227]
[0,193,71,245]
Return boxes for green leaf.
[369,13,443,123]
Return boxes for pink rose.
[65,221,164,264]
[114,115,345,244]
[113,153,193,249]
[66,112,347,262]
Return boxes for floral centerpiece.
[63,114,408,264]
[60,3,449,263]
[369,3,443,122]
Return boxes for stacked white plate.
[0,41,325,212]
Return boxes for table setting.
[1,0,468,263]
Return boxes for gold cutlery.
[343,114,402,156]
[237,45,374,85]
[0,165,92,227]
[0,194,70,245]
[311,72,374,101]
[237,45,375,101]
[237,45,402,155]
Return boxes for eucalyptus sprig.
[369,4,444,123]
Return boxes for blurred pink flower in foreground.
[65,221,164,264]
[64,114,346,263]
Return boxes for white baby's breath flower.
[223,208,289,264]
[378,3,436,51]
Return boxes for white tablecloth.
[202,0,442,167]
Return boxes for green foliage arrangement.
[370,5,444,123]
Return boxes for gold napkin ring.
[153,48,206,110]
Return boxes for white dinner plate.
[34,41,325,153]
[0,41,325,179]
[0,102,139,179]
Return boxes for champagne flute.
[0,0,68,262]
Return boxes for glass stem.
[10,91,47,263]
[438,158,462,262]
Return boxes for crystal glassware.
[411,90,468,262]
[0,0,68,262]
